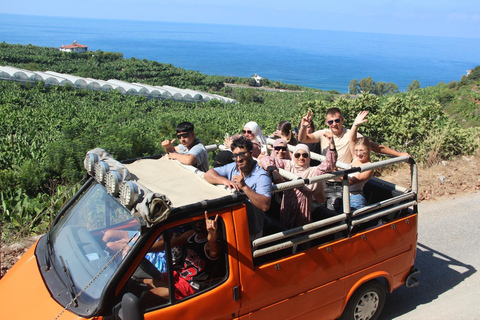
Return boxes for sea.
[1,13,479,93]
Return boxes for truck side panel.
[234,208,345,319]
[234,211,417,319]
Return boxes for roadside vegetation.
[1,43,479,242]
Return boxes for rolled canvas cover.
[125,156,231,208]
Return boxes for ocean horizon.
[1,13,479,93]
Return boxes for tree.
[358,77,375,94]
[349,79,359,94]
[407,79,420,92]
[373,81,387,95]
[385,82,399,95]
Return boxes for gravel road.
[380,192,480,320]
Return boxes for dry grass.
[378,152,480,201]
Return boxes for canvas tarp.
[125,157,231,208]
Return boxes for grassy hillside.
[0,43,479,240]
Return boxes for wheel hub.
[353,292,379,320]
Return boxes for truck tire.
[339,280,386,320]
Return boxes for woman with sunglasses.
[224,121,267,158]
[271,138,291,160]
[260,133,337,229]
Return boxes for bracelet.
[354,123,359,127]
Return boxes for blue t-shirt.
[214,161,271,235]
[177,139,209,172]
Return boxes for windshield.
[50,183,140,302]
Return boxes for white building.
[59,41,88,53]
[252,73,263,86]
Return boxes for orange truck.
[0,147,419,320]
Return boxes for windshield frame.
[37,179,142,317]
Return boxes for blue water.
[1,13,479,92]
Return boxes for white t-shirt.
[312,128,362,164]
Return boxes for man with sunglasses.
[299,108,411,211]
[161,122,209,172]
[298,108,410,164]
[204,137,271,241]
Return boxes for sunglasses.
[232,151,249,160]
[274,146,287,151]
[294,153,309,159]
[176,132,190,139]
[242,130,253,134]
[327,118,341,125]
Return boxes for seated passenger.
[145,226,194,272]
[272,138,291,159]
[205,137,271,241]
[298,118,321,166]
[143,212,223,301]
[260,138,290,225]
[213,150,235,168]
[260,138,290,161]
[260,134,337,229]
[346,111,374,211]
[224,121,267,158]
[103,227,193,271]
[161,121,209,172]
[274,121,298,146]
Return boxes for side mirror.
[117,293,144,320]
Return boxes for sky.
[1,0,479,38]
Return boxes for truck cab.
[0,146,419,320]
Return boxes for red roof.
[60,42,88,49]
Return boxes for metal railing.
[202,145,418,258]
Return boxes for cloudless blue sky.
[1,0,479,38]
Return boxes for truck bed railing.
[253,213,348,247]
[206,146,416,260]
[253,224,348,258]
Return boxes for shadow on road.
[380,242,477,319]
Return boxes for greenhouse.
[0,65,236,103]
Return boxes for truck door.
[117,209,241,320]
[232,207,347,319]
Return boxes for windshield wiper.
[45,233,54,271]
[59,255,79,307]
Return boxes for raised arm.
[315,132,337,174]
[370,142,411,158]
[161,138,178,153]
[349,111,369,158]
[204,212,221,259]
[298,111,317,144]
[259,155,288,184]
[167,152,198,166]
[204,168,239,191]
